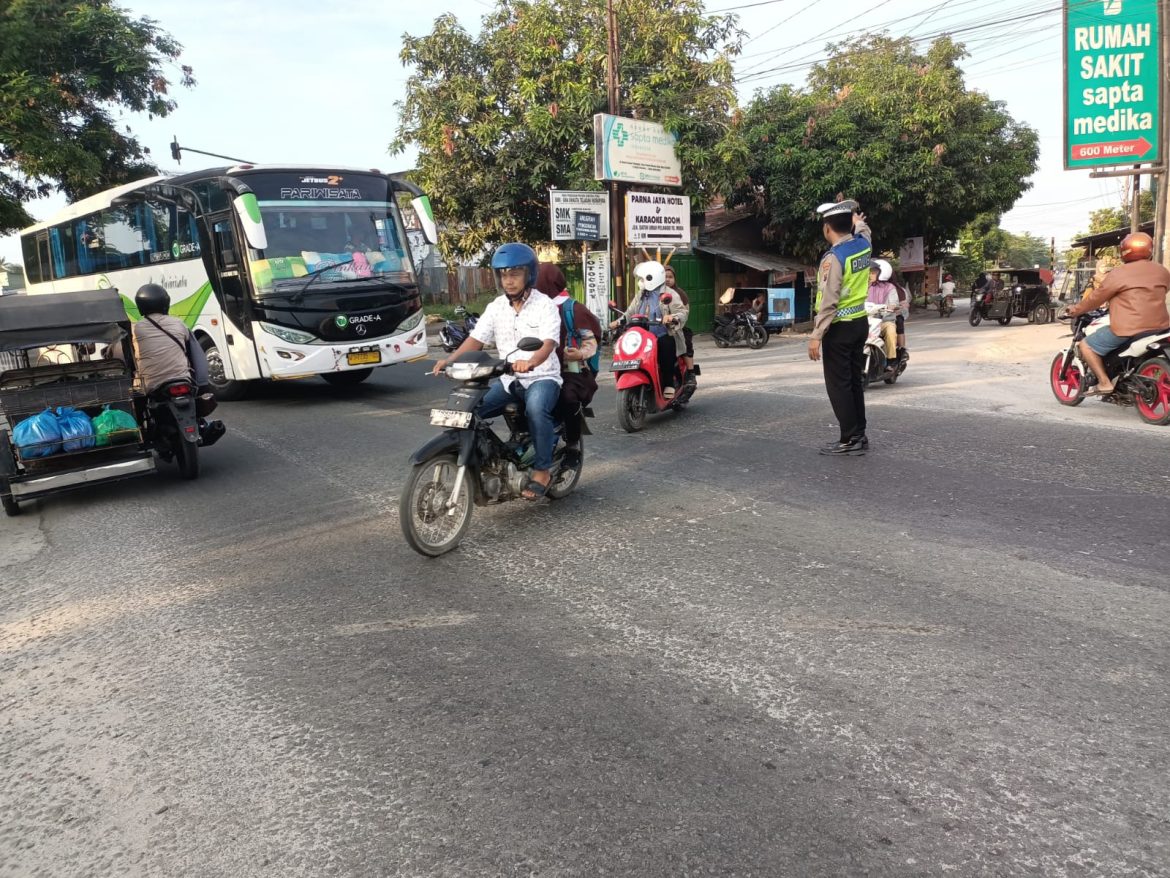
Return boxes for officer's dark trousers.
[822,317,867,441]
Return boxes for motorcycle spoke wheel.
[1050,352,1085,407]
[399,454,473,556]
[548,438,583,499]
[1134,357,1170,425]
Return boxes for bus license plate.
[431,409,473,428]
[347,350,382,366]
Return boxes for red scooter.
[610,293,698,432]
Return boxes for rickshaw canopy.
[0,289,128,352]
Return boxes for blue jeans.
[477,378,560,472]
[1083,323,1129,356]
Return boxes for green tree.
[0,0,194,233]
[1085,189,1155,234]
[393,0,746,259]
[732,35,1039,263]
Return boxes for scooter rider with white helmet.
[866,259,901,370]
[611,260,690,397]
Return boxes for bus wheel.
[199,336,248,401]
[321,369,373,387]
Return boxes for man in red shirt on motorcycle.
[1065,232,1170,396]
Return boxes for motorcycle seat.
[1118,328,1170,358]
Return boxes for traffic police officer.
[807,199,872,455]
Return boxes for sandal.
[521,479,550,501]
[1083,386,1115,397]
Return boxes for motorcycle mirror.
[516,336,543,352]
[661,293,673,304]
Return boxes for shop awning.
[694,244,812,276]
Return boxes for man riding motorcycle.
[866,258,900,368]
[432,243,562,500]
[611,261,690,398]
[131,283,225,446]
[1065,232,1170,396]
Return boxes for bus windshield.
[242,172,415,296]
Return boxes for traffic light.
[170,138,182,163]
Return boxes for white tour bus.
[18,165,438,397]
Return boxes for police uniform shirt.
[811,218,872,341]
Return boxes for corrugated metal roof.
[694,244,812,275]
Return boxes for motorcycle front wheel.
[617,386,648,433]
[1049,351,1085,407]
[747,324,769,349]
[968,309,983,327]
[400,454,473,556]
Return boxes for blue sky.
[0,0,1131,265]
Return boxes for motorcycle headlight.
[396,308,424,334]
[445,362,496,381]
[260,322,317,345]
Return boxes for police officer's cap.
[815,200,858,220]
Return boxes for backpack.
[561,299,600,373]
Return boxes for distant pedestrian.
[808,199,872,456]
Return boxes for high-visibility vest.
[815,236,871,322]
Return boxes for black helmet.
[135,283,170,317]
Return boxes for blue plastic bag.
[55,406,95,453]
[12,408,62,458]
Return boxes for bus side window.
[213,220,237,267]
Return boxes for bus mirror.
[411,196,438,245]
[233,193,268,251]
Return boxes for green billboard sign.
[1064,0,1163,169]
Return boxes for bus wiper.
[291,258,356,303]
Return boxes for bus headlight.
[260,322,317,345]
[395,309,424,334]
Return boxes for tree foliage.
[1085,189,1155,235]
[732,35,1039,264]
[393,0,746,260]
[947,214,1050,281]
[0,0,194,233]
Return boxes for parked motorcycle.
[437,305,479,353]
[1050,310,1170,425]
[400,338,588,556]
[862,311,908,388]
[611,295,697,432]
[713,310,768,348]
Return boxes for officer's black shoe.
[819,435,867,456]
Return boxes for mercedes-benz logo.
[354,323,367,337]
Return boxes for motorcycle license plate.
[611,360,640,371]
[431,408,473,428]
[347,350,382,366]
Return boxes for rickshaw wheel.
[1,487,18,517]
[1031,302,1051,325]
[997,314,1012,326]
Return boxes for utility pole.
[1131,165,1141,233]
[605,0,627,307]
[1160,0,1170,267]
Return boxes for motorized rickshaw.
[0,289,163,516]
[968,268,1056,327]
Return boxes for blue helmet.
[490,242,538,289]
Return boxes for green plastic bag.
[92,405,139,447]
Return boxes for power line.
[734,4,1062,84]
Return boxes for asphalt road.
[3,308,1168,877]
